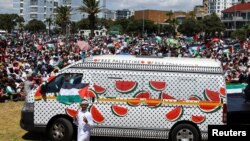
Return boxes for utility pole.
[143,10,145,36]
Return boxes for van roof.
[63,55,223,74]
[84,55,221,68]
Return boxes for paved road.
[22,132,166,141]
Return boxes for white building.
[13,0,86,23]
[208,0,242,17]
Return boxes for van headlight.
[22,102,34,112]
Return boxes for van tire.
[48,118,73,141]
[171,123,200,141]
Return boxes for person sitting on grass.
[0,87,8,103]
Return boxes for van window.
[46,73,83,93]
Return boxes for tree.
[76,19,90,30]
[0,14,22,32]
[78,0,101,37]
[202,13,225,38]
[25,19,46,33]
[166,10,174,20]
[44,17,53,36]
[178,18,203,36]
[70,21,77,34]
[54,6,72,35]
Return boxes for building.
[194,0,208,18]
[116,9,134,20]
[208,0,242,17]
[105,9,116,21]
[13,0,85,23]
[221,2,250,36]
[13,0,58,23]
[134,10,187,24]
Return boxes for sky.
[0,0,202,14]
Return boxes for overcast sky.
[0,0,202,14]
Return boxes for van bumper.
[20,110,46,132]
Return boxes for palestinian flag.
[57,82,89,105]
[226,83,247,94]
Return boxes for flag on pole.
[57,82,89,105]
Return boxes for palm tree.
[54,6,72,35]
[78,0,101,37]
[45,17,53,36]
[166,10,174,21]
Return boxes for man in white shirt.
[74,99,93,141]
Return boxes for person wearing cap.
[74,99,93,141]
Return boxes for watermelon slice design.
[127,91,151,106]
[93,84,106,94]
[188,95,202,101]
[219,87,226,97]
[165,106,183,122]
[115,80,138,93]
[34,86,42,100]
[204,89,221,102]
[191,115,206,124]
[65,108,77,118]
[149,81,166,91]
[79,88,97,99]
[89,105,105,123]
[199,101,221,113]
[161,92,176,100]
[111,105,128,117]
[145,98,162,108]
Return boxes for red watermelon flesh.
[161,92,176,100]
[191,115,206,124]
[93,84,106,94]
[115,81,137,93]
[149,81,166,91]
[90,105,105,123]
[65,108,77,118]
[188,95,202,101]
[79,87,97,99]
[219,87,226,97]
[165,106,183,122]
[204,89,220,102]
[111,105,128,117]
[47,76,56,82]
[199,101,221,113]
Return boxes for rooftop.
[222,3,250,13]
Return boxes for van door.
[89,70,145,128]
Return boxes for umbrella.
[77,40,89,51]
[155,36,162,43]
[107,43,114,48]
[47,44,55,50]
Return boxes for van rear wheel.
[49,118,73,141]
[171,123,200,141]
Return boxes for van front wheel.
[49,118,73,141]
[171,123,200,141]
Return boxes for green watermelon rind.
[94,84,106,94]
[146,99,162,108]
[198,105,221,113]
[204,89,220,102]
[127,91,150,107]
[166,106,184,122]
[149,81,166,91]
[115,81,138,94]
[111,105,128,117]
[191,115,206,124]
[188,95,202,101]
[89,105,105,124]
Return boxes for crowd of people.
[0,32,250,102]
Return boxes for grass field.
[0,101,48,141]
[0,101,27,141]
